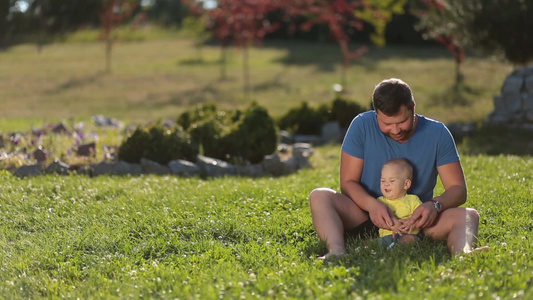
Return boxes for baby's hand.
[390,218,404,237]
[398,219,415,234]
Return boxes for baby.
[378,158,423,248]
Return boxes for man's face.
[376,104,415,143]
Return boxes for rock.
[493,95,505,112]
[235,164,265,177]
[293,134,321,145]
[45,160,70,175]
[263,152,294,176]
[196,155,236,178]
[33,146,48,163]
[168,159,201,177]
[77,142,96,157]
[279,130,294,144]
[292,143,314,169]
[14,164,43,178]
[525,74,533,92]
[320,121,343,144]
[92,115,123,128]
[93,161,143,176]
[502,75,524,93]
[140,158,170,175]
[51,122,68,134]
[502,92,523,113]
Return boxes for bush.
[330,97,367,129]
[221,103,278,164]
[118,124,198,165]
[277,102,326,135]
[278,98,367,135]
[178,103,278,164]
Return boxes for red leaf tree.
[205,0,284,97]
[99,0,138,73]
[286,0,405,91]
[412,0,467,84]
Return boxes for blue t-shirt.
[341,111,459,202]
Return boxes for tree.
[287,0,406,90]
[99,0,139,73]
[414,0,533,71]
[204,0,283,97]
[0,0,15,47]
[412,0,468,84]
[465,0,533,66]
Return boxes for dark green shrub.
[118,124,198,164]
[330,97,367,129]
[221,103,278,164]
[277,102,326,135]
[188,117,228,160]
[278,98,367,135]
[177,102,221,130]
[117,128,151,163]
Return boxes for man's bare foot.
[317,251,347,261]
[456,246,489,259]
[467,246,489,254]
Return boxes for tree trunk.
[220,44,227,80]
[0,0,9,48]
[243,45,250,98]
[106,37,112,74]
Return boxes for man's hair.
[384,158,413,180]
[372,78,414,115]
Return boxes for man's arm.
[340,151,394,229]
[409,161,467,228]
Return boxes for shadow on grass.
[263,39,453,72]
[48,71,105,94]
[306,235,450,293]
[457,125,533,156]
[428,81,484,107]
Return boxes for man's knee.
[309,188,334,209]
[465,208,480,223]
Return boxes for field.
[0,146,532,299]
[1,31,532,299]
[0,30,513,131]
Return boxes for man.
[309,78,487,260]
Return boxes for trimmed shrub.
[278,98,367,135]
[178,102,278,164]
[277,102,326,135]
[330,97,367,129]
[221,103,278,164]
[118,124,198,165]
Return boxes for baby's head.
[380,158,413,200]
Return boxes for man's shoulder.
[416,115,449,136]
[418,115,447,129]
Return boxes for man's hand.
[408,201,438,229]
[368,200,394,230]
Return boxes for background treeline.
[0,0,428,47]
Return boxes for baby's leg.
[398,234,420,245]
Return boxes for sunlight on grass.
[0,36,512,131]
[0,147,531,298]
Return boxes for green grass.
[1,29,531,299]
[0,145,531,299]
[0,32,512,132]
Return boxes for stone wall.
[488,65,533,129]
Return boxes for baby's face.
[380,164,409,200]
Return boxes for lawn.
[0,31,512,132]
[0,146,531,299]
[1,31,532,299]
